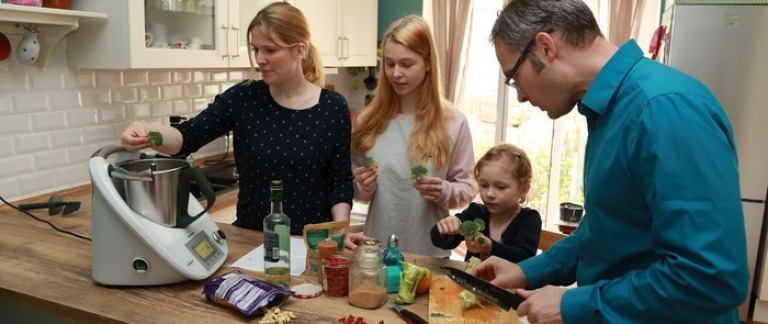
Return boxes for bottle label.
[264,232,280,262]
[264,225,291,262]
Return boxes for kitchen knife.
[440,266,525,311]
[390,302,428,324]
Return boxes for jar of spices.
[322,255,350,298]
[317,238,338,284]
[348,241,388,309]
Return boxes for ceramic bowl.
[559,202,584,223]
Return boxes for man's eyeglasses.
[503,29,554,88]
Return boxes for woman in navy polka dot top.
[119,3,353,236]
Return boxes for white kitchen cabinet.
[289,0,377,67]
[67,0,279,69]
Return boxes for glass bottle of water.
[263,180,291,287]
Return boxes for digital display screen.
[194,238,215,260]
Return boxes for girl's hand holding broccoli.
[464,232,491,256]
[435,215,462,235]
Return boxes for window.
[459,0,589,231]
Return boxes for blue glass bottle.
[383,234,404,292]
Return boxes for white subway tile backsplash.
[221,82,236,90]
[1,49,294,201]
[138,86,161,102]
[98,106,125,123]
[14,92,48,113]
[149,70,172,85]
[123,70,149,87]
[50,128,83,147]
[0,176,20,198]
[0,114,32,136]
[151,101,173,117]
[192,71,210,82]
[20,170,58,193]
[0,71,27,91]
[183,84,202,98]
[173,71,192,84]
[126,103,151,119]
[68,144,99,164]
[112,88,138,103]
[211,71,229,82]
[64,71,95,89]
[33,111,68,131]
[82,89,111,106]
[55,164,89,186]
[193,98,211,111]
[173,100,192,114]
[48,91,81,111]
[0,136,14,157]
[0,95,10,114]
[14,133,50,153]
[161,84,183,100]
[229,71,244,80]
[0,154,35,177]
[83,124,114,144]
[95,71,123,88]
[67,109,98,127]
[30,72,64,90]
[35,149,69,169]
[202,84,220,96]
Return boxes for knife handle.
[398,308,428,324]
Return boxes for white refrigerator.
[657,3,768,321]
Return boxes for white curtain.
[431,0,473,104]
[603,0,648,46]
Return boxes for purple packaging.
[203,270,295,317]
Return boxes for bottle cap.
[290,281,322,299]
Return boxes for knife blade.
[390,302,428,324]
[440,266,525,311]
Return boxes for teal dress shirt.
[519,40,748,323]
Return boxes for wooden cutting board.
[428,275,519,324]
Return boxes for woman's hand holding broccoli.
[412,176,443,202]
[353,156,378,192]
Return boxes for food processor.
[89,146,228,286]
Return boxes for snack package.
[303,220,349,277]
[203,270,295,317]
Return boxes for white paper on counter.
[231,236,307,276]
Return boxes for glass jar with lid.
[348,240,388,309]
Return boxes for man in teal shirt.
[473,0,748,323]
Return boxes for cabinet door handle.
[231,25,240,58]
[338,36,344,60]
[221,24,229,30]
[343,36,350,60]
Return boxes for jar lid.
[290,282,322,299]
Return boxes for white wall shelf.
[0,4,107,67]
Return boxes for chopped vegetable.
[409,165,428,180]
[147,130,163,146]
[458,218,486,244]
[365,156,378,168]
[460,257,484,310]
[394,260,429,304]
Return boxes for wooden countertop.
[0,185,465,323]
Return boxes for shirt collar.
[579,40,644,118]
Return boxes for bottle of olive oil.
[263,180,291,287]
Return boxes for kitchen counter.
[0,185,466,323]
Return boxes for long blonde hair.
[351,15,452,168]
[247,2,324,86]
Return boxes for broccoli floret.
[409,165,428,180]
[365,156,378,168]
[147,131,163,146]
[459,219,486,244]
